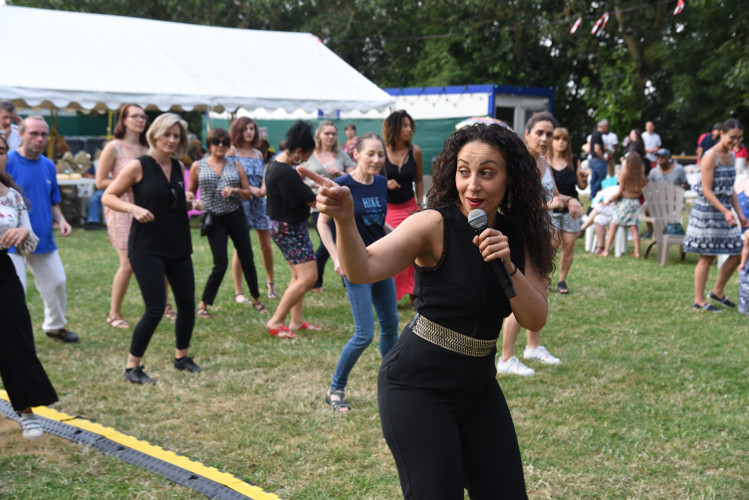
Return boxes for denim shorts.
[550,211,582,233]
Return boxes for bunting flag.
[591,12,609,35]
[570,17,582,34]
[673,0,684,16]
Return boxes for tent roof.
[0,6,394,113]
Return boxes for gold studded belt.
[408,313,496,357]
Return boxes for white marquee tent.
[0,6,394,114]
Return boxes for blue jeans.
[588,158,608,200]
[87,189,103,224]
[331,276,399,391]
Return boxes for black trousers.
[129,251,195,358]
[378,330,527,499]
[0,252,58,411]
[202,209,260,303]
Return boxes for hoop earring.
[292,154,302,165]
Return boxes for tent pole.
[107,109,113,139]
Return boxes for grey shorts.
[550,211,582,233]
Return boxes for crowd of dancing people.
[2,97,748,498]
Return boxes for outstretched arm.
[299,166,441,284]
[317,212,345,277]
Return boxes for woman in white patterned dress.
[684,118,747,311]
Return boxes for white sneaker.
[19,412,43,439]
[523,345,561,365]
[496,356,535,376]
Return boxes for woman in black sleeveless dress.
[103,113,201,385]
[307,124,554,499]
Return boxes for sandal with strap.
[267,325,296,339]
[234,293,251,304]
[197,307,212,319]
[106,314,130,329]
[325,389,351,413]
[266,281,277,299]
[164,303,177,321]
[557,281,569,295]
[252,300,269,314]
[291,321,322,331]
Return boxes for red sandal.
[293,321,321,331]
[267,325,296,339]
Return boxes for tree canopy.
[9,0,748,153]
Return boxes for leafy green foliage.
[7,0,749,153]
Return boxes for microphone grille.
[467,209,487,231]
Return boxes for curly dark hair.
[428,123,555,278]
[284,120,315,153]
[382,110,415,149]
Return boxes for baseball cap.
[656,148,671,157]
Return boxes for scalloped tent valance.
[0,6,394,114]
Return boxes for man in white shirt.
[641,121,662,169]
[603,128,618,176]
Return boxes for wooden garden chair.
[639,182,688,265]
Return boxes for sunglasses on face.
[211,139,230,147]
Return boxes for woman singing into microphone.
[302,123,553,498]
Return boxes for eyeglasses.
[169,188,177,210]
[211,138,230,147]
[129,114,147,121]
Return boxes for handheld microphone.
[467,209,516,299]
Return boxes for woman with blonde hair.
[228,117,276,301]
[547,127,588,293]
[299,120,354,292]
[103,113,201,384]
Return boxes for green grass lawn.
[1,223,747,499]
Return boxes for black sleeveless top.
[129,155,192,258]
[383,147,417,204]
[551,161,580,213]
[414,204,525,341]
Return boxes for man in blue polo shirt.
[6,116,79,343]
